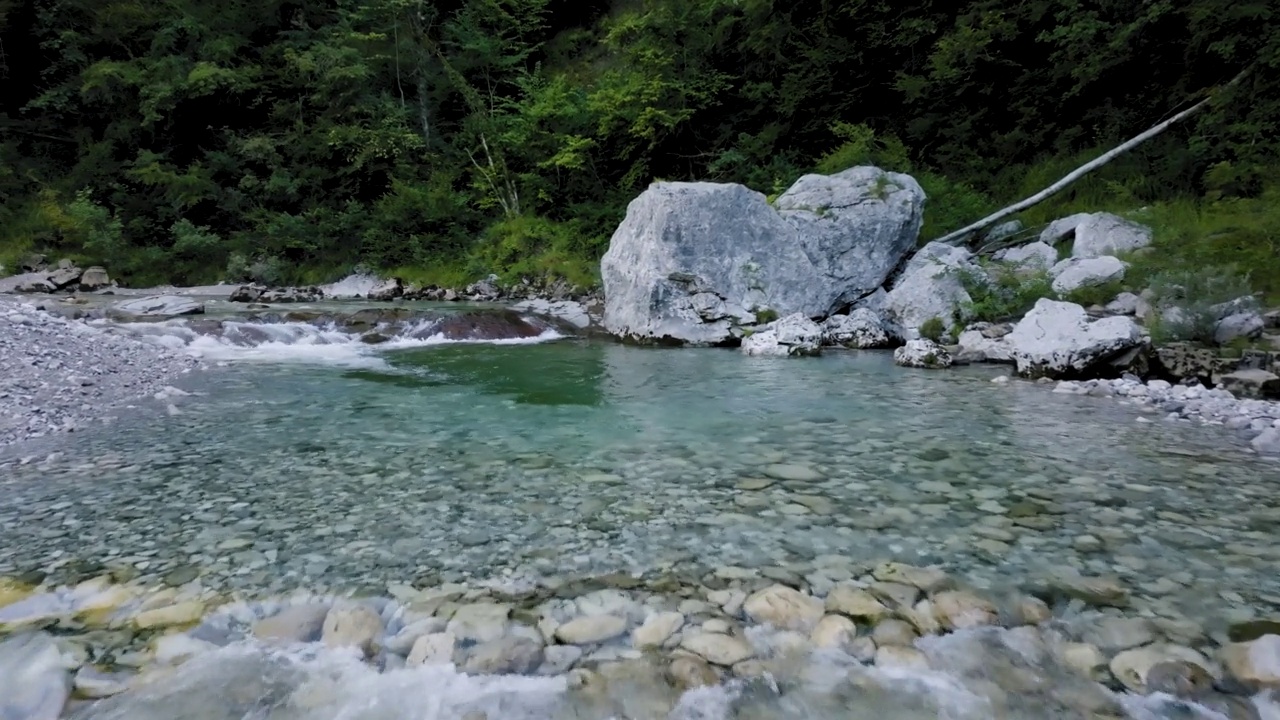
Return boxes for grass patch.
[919,316,946,342]
[1061,279,1127,308]
[956,263,1055,323]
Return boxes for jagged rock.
[228,284,265,303]
[78,267,111,291]
[513,299,594,329]
[462,637,544,675]
[821,309,891,348]
[466,275,502,301]
[367,278,404,301]
[956,327,1013,364]
[1049,256,1126,294]
[601,167,924,345]
[1219,370,1280,400]
[740,313,822,357]
[46,265,83,289]
[1267,310,1280,330]
[1152,343,1233,384]
[1070,213,1153,258]
[1005,299,1146,379]
[19,254,47,272]
[1105,292,1143,316]
[429,310,550,341]
[113,295,205,318]
[259,286,323,303]
[893,339,953,369]
[883,242,978,338]
[994,241,1057,269]
[1040,213,1094,245]
[985,220,1024,243]
[1041,212,1152,258]
[1215,311,1266,345]
[10,275,58,293]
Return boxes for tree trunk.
[936,68,1252,247]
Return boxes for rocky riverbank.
[1038,375,1280,456]
[1,563,1276,719]
[0,298,201,448]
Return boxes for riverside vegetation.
[0,0,1278,298]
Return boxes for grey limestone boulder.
[741,313,822,357]
[601,167,924,345]
[882,242,979,339]
[1049,256,1127,294]
[1005,299,1146,378]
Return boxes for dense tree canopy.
[0,0,1276,286]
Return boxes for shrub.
[226,252,287,286]
[755,308,779,324]
[956,262,1054,323]
[919,316,946,342]
[1144,267,1256,344]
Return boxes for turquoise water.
[2,336,1275,638]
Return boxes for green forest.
[0,0,1277,291]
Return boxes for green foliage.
[1144,266,1256,345]
[919,317,946,342]
[754,308,779,324]
[957,263,1054,323]
[0,0,1275,290]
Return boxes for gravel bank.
[0,297,201,447]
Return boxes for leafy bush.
[225,252,287,286]
[754,308,779,324]
[1144,267,1256,344]
[919,316,946,342]
[956,263,1054,323]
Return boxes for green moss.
[755,308,779,324]
[919,316,946,342]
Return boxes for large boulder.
[601,167,924,345]
[1049,256,1127,294]
[1006,299,1147,378]
[113,295,205,318]
[883,242,978,338]
[1215,311,1265,346]
[1218,369,1280,400]
[741,313,822,357]
[893,339,953,369]
[1040,213,1152,258]
[821,309,891,348]
[78,267,111,291]
[1070,214,1152,258]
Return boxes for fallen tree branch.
[936,67,1253,247]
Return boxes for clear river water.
[1,303,1277,719]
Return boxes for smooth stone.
[743,585,824,631]
[762,464,824,482]
[1060,642,1107,681]
[871,619,918,648]
[872,563,950,593]
[153,634,217,665]
[869,581,919,610]
[132,601,205,629]
[1047,571,1130,608]
[555,615,628,645]
[1222,635,1280,686]
[736,478,776,491]
[447,603,511,644]
[407,632,457,667]
[810,615,857,651]
[931,591,998,630]
[161,566,199,587]
[1081,616,1157,653]
[680,632,755,666]
[667,656,719,691]
[1110,644,1211,693]
[540,645,583,675]
[321,603,383,656]
[252,604,331,643]
[384,617,449,656]
[874,645,930,671]
[462,637,544,675]
[1145,660,1215,697]
[825,584,890,622]
[71,666,131,699]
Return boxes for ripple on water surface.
[1,341,1277,635]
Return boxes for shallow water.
[2,327,1277,641]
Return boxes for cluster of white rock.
[1044,376,1280,455]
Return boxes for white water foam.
[104,318,564,368]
